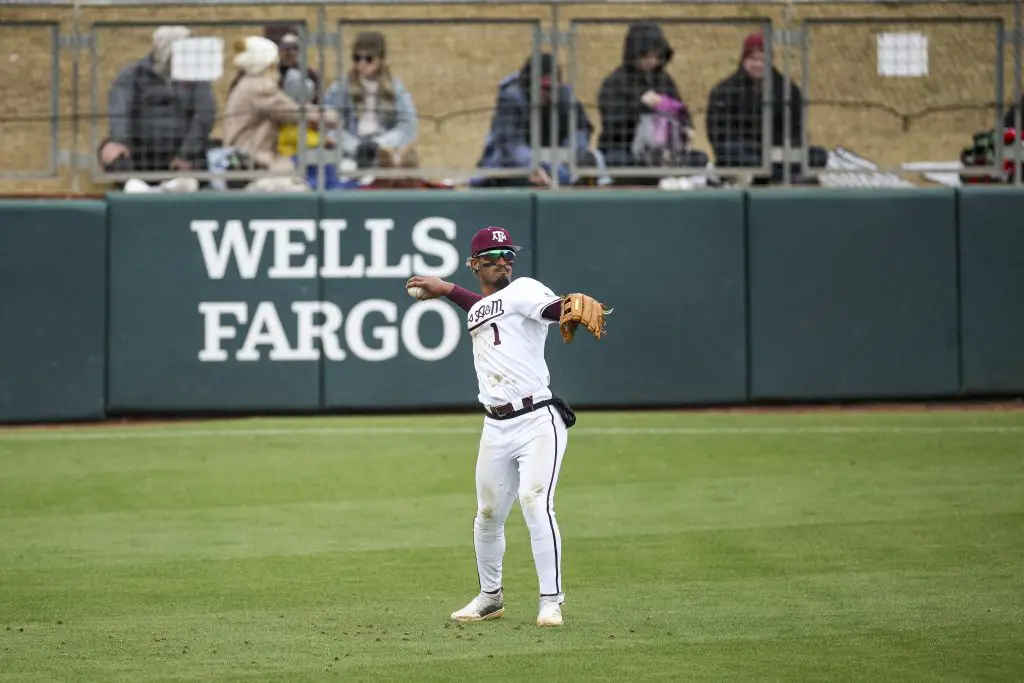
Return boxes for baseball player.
[406,225,609,627]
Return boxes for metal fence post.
[781,5,792,186]
[567,22,578,189]
[1015,0,1022,185]
[800,20,810,180]
[549,3,560,189]
[88,16,99,189]
[995,21,1005,178]
[530,23,542,183]
[72,0,83,192]
[49,23,61,180]
[315,7,327,192]
[297,22,308,191]
[763,20,774,184]
[334,17,344,182]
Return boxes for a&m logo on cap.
[470,226,519,255]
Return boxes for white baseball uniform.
[465,276,569,600]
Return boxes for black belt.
[485,396,556,420]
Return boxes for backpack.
[631,112,688,166]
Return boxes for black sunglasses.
[476,249,516,265]
[353,53,377,63]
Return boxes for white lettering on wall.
[292,301,345,361]
[346,299,399,362]
[237,301,304,362]
[402,301,462,361]
[191,220,270,280]
[191,217,461,280]
[319,220,366,278]
[193,216,465,364]
[411,217,460,276]
[364,219,412,278]
[266,219,318,279]
[198,302,248,361]
[198,300,462,363]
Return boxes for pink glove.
[653,95,684,115]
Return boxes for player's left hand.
[559,292,612,343]
[406,275,453,299]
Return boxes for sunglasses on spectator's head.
[476,249,516,264]
[353,53,376,63]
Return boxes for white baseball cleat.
[536,599,563,627]
[450,592,504,622]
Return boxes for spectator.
[272,27,321,104]
[221,36,336,174]
[705,31,827,183]
[97,25,215,176]
[230,26,321,105]
[475,53,603,187]
[324,31,419,170]
[273,29,324,160]
[596,22,708,178]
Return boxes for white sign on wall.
[877,32,928,78]
[171,37,224,81]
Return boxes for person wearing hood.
[221,35,337,173]
[230,25,321,105]
[596,22,708,176]
[475,53,601,186]
[705,32,827,182]
[98,26,216,175]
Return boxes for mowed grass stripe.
[3,461,1021,552]
[4,513,1020,608]
[2,406,1024,441]
[3,565,1019,682]
[3,423,1024,442]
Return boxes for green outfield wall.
[1,188,1021,423]
[0,201,107,423]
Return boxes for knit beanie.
[741,32,765,60]
[353,31,386,59]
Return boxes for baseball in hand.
[406,285,427,300]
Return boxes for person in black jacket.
[705,32,827,182]
[97,25,216,176]
[475,53,601,187]
[597,22,708,178]
[1004,98,1024,130]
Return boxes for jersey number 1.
[490,322,502,346]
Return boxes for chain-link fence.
[0,0,1021,192]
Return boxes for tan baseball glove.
[559,293,612,343]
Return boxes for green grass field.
[1,409,1022,682]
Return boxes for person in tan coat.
[221,35,336,173]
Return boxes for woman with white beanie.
[221,35,337,173]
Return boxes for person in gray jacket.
[98,26,216,174]
[323,31,419,169]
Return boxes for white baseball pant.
[472,404,568,599]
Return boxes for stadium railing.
[0,0,1021,192]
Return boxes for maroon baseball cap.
[470,226,520,256]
